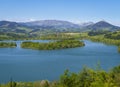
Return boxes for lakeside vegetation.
[39,32,120,52]
[0,42,17,48]
[0,32,34,40]
[40,31,120,52]
[86,31,120,53]
[88,36,120,46]
[0,65,120,87]
[118,47,120,53]
[0,31,120,52]
[87,31,120,46]
[21,40,85,50]
[88,36,120,53]
[40,33,83,40]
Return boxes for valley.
[0,20,120,87]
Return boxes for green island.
[0,42,17,48]
[0,65,120,87]
[21,40,85,50]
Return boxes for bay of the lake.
[0,40,120,83]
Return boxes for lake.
[0,40,120,83]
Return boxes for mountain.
[85,21,120,31]
[25,20,80,29]
[0,20,120,35]
[0,21,20,28]
[23,20,82,33]
[0,21,32,33]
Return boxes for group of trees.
[21,40,85,50]
[87,36,120,46]
[0,65,120,87]
[88,30,109,36]
[104,31,120,40]
[0,31,38,40]
[88,30,120,40]
[0,42,17,48]
[40,33,80,40]
[59,66,120,87]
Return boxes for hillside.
[0,21,32,33]
[24,20,81,33]
[0,21,35,39]
[85,21,120,31]
[0,20,120,37]
[25,20,80,28]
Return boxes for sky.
[0,0,120,25]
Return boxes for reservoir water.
[0,40,120,83]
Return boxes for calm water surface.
[0,40,120,83]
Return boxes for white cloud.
[113,22,120,26]
[27,18,36,22]
[3,18,37,22]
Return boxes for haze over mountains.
[25,20,80,29]
[0,20,120,35]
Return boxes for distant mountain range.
[25,20,80,29]
[0,20,120,35]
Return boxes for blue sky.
[0,0,120,25]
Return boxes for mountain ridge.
[0,20,120,34]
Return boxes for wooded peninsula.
[21,40,85,50]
